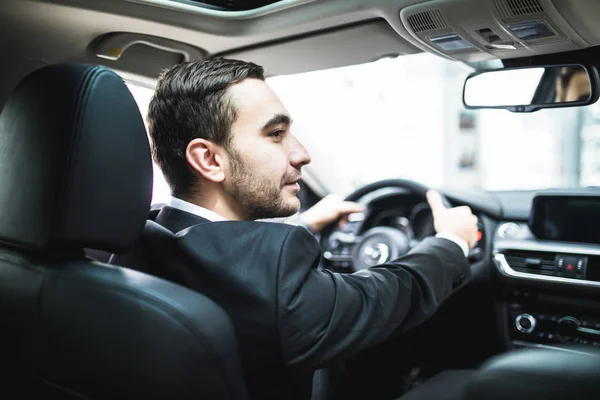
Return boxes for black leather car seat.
[0,63,248,399]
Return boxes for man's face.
[223,79,311,221]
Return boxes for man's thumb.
[426,190,446,215]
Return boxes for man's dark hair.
[147,58,265,198]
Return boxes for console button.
[515,313,536,334]
[555,256,587,279]
[565,258,577,278]
[575,256,588,278]
[520,318,532,330]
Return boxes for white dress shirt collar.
[167,197,228,222]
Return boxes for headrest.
[0,64,153,254]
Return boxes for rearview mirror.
[463,64,598,112]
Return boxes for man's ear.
[186,138,225,183]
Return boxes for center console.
[507,298,600,348]
[494,192,600,353]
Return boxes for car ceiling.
[2,0,600,109]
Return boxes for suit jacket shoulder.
[172,221,320,361]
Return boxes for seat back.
[0,64,248,399]
[85,203,165,264]
[107,204,166,273]
[119,218,197,286]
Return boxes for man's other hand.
[300,194,365,233]
[426,190,479,249]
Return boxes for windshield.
[128,52,600,204]
[267,52,600,195]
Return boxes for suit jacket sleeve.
[276,226,471,369]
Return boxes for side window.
[126,83,171,205]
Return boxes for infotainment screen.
[529,194,600,244]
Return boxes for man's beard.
[224,147,301,221]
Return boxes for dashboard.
[320,185,600,355]
[490,192,600,354]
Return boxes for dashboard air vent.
[407,9,447,33]
[503,249,556,276]
[494,0,543,18]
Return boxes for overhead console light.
[506,20,556,41]
[427,33,473,51]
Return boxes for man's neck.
[181,191,242,221]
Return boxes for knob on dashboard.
[498,222,521,239]
[557,316,580,327]
[515,313,536,334]
[556,316,581,343]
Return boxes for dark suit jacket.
[150,206,471,399]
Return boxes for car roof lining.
[2,0,600,107]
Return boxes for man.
[145,58,478,399]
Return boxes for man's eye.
[269,130,284,138]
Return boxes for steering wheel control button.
[515,313,536,334]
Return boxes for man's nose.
[289,136,311,168]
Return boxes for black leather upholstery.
[465,347,600,400]
[0,64,248,399]
[104,203,167,271]
[0,64,151,254]
[398,370,473,400]
[86,203,166,264]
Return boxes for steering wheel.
[319,179,458,272]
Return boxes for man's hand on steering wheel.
[296,194,365,233]
[426,190,479,249]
